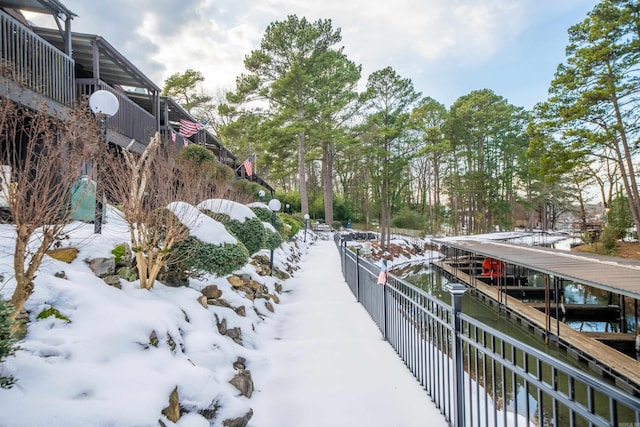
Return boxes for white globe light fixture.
[89,90,119,117]
[268,198,281,213]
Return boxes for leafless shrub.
[0,95,100,318]
[101,133,209,289]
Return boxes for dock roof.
[435,239,640,300]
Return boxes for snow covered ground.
[249,239,449,427]
[0,206,448,426]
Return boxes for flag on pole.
[242,156,253,176]
[179,119,203,137]
[170,128,177,143]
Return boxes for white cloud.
[24,0,599,108]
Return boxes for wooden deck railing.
[0,10,74,106]
[76,79,157,147]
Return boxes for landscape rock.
[87,257,116,278]
[222,408,253,427]
[229,369,254,398]
[102,275,122,289]
[46,247,79,263]
[161,386,180,423]
[227,276,244,288]
[201,284,222,299]
[197,295,207,308]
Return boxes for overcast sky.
[29,0,599,110]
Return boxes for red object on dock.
[481,257,505,278]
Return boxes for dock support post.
[620,295,626,333]
[554,276,559,337]
[448,283,467,427]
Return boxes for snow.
[436,230,570,246]
[0,203,448,426]
[249,241,448,427]
[168,201,237,245]
[197,199,257,223]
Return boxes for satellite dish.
[89,90,119,116]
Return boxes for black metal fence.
[335,236,640,427]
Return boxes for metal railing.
[335,236,640,427]
[76,79,157,147]
[0,10,74,106]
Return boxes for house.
[0,0,273,193]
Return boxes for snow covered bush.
[251,206,285,235]
[265,228,283,250]
[172,236,250,278]
[221,216,266,255]
[251,206,272,223]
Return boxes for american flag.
[179,119,203,137]
[170,129,177,143]
[242,157,253,176]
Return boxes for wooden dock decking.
[434,261,640,395]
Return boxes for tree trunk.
[322,142,334,224]
[610,87,640,242]
[298,131,308,216]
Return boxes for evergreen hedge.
[172,236,249,277]
[0,300,16,388]
[201,210,267,255]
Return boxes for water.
[404,267,574,362]
[402,267,640,425]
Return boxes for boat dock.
[433,238,640,396]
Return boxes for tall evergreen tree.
[361,67,420,247]
[445,90,528,233]
[410,96,450,233]
[162,69,213,117]
[544,0,640,242]
[229,15,343,216]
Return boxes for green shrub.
[265,229,283,250]
[281,215,301,238]
[36,306,70,323]
[391,208,425,230]
[0,300,17,388]
[201,209,230,223]
[111,244,127,264]
[252,206,272,223]
[223,217,266,255]
[599,226,618,255]
[201,209,267,255]
[172,236,249,277]
[250,207,285,235]
[178,144,216,164]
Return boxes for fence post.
[355,247,360,302]
[342,240,347,276]
[448,283,467,427]
[382,279,388,341]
